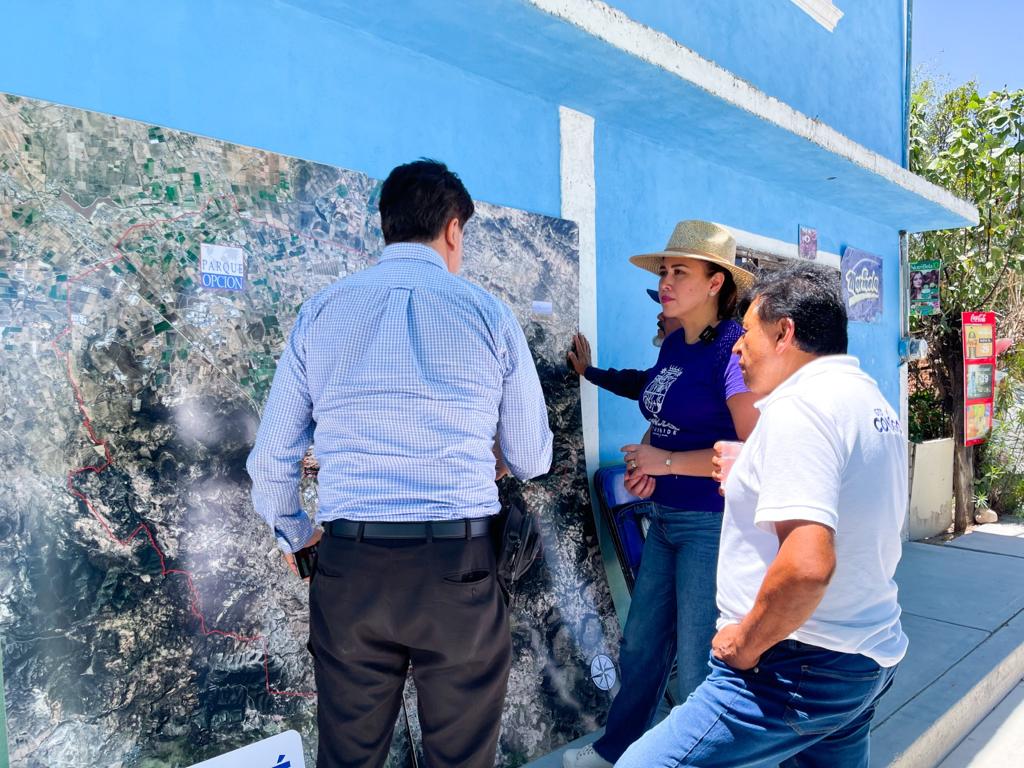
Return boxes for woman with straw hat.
[564,221,759,768]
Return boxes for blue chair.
[594,465,654,593]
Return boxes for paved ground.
[871,520,1024,766]
[928,520,1024,768]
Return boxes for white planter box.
[908,438,955,540]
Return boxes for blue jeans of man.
[615,640,898,768]
[593,505,722,763]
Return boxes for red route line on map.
[49,193,361,700]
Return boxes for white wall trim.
[899,233,911,540]
[529,0,978,227]
[727,225,841,269]
[560,105,633,621]
[561,103,598,421]
[790,0,844,32]
[559,106,597,470]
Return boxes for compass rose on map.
[590,654,617,691]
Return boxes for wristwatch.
[664,453,673,474]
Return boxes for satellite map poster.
[0,92,621,767]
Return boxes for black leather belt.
[323,518,491,541]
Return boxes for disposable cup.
[714,440,744,493]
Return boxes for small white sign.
[200,242,246,291]
[187,730,305,768]
[531,300,554,316]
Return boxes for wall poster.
[841,246,883,323]
[798,225,818,261]
[0,92,621,767]
[909,258,941,317]
[962,311,997,446]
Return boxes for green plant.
[974,351,1024,516]
[909,80,1024,530]
[908,387,952,443]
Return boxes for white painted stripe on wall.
[790,0,844,32]
[530,0,977,226]
[560,105,633,622]
[559,105,598,479]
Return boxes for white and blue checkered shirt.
[247,243,553,552]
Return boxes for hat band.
[662,246,736,267]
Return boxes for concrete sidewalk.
[872,520,1024,767]
[530,520,1024,768]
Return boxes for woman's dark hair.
[705,262,739,320]
[379,159,474,245]
[738,262,848,355]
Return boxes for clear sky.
[912,0,1023,95]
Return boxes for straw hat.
[629,220,755,293]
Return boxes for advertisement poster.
[966,363,994,400]
[798,225,818,260]
[965,403,993,446]
[910,258,941,317]
[962,311,997,446]
[841,246,883,323]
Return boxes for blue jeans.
[594,505,722,762]
[615,641,898,768]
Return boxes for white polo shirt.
[716,355,908,667]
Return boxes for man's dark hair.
[739,262,848,355]
[378,159,474,245]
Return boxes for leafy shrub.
[908,388,952,443]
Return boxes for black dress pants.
[309,530,512,768]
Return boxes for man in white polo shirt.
[617,262,907,768]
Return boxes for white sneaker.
[562,743,613,768]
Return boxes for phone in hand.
[293,543,318,579]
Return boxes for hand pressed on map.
[566,332,592,376]
[284,529,323,582]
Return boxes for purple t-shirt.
[639,319,748,511]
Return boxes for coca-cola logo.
[968,313,989,323]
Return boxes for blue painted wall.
[593,123,903,463]
[0,0,562,219]
[1,0,906,468]
[606,0,906,163]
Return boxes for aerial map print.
[0,93,621,767]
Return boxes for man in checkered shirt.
[247,159,553,767]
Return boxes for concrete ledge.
[277,0,978,232]
[938,683,1024,766]
[871,609,1024,767]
